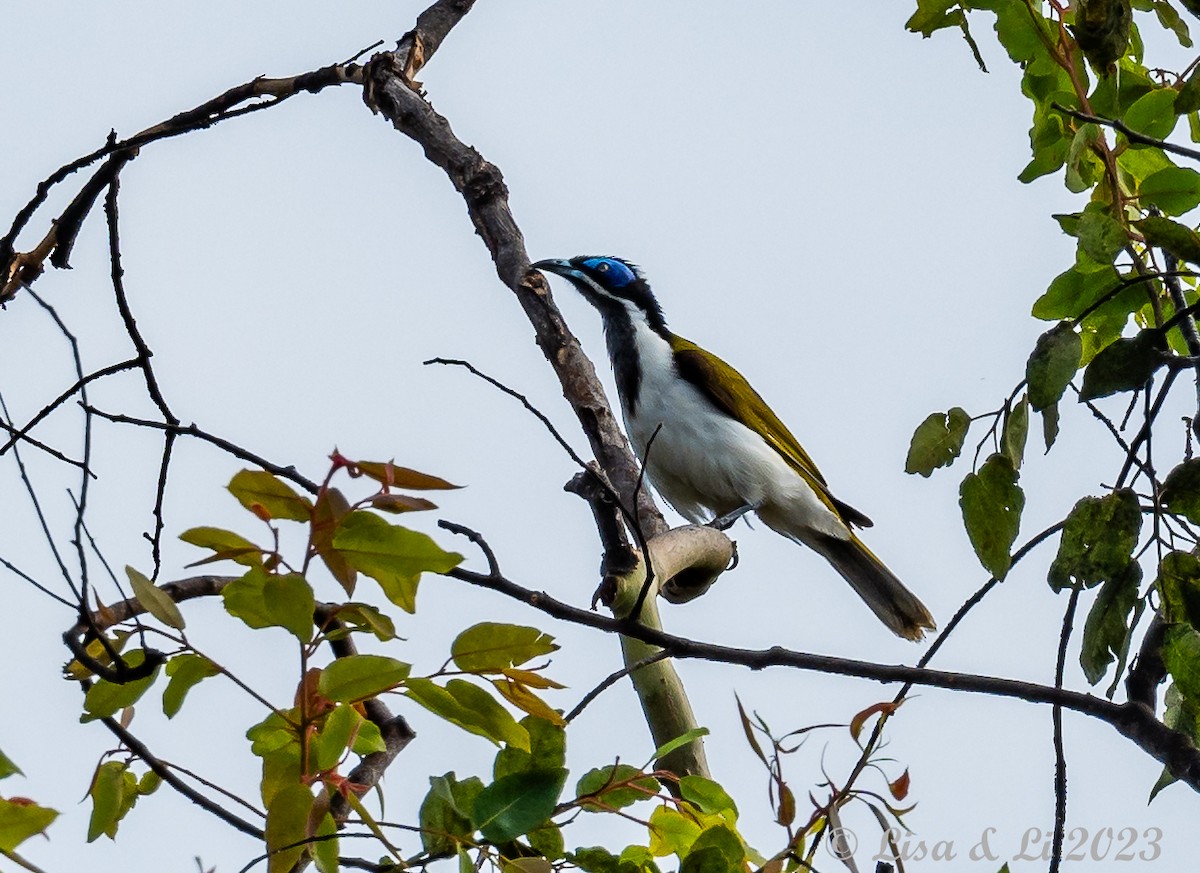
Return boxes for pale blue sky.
[2,2,1196,870]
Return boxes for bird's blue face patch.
[581,257,638,287]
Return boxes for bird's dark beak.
[531,258,575,279]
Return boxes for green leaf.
[648,804,702,857]
[137,770,161,795]
[1116,142,1175,185]
[1019,105,1071,183]
[472,768,567,844]
[1080,564,1141,685]
[576,764,660,811]
[222,567,315,643]
[1076,203,1128,264]
[679,776,738,821]
[451,623,559,672]
[987,0,1051,65]
[530,823,566,860]
[1065,124,1105,192]
[1156,550,1200,627]
[406,678,529,750]
[494,715,567,781]
[1162,459,1200,524]
[1124,88,1179,139]
[1140,166,1200,215]
[959,454,1025,578]
[312,812,339,873]
[87,760,137,841]
[330,602,397,642]
[1154,0,1193,48]
[351,717,387,756]
[419,773,481,855]
[1000,397,1029,469]
[81,650,161,721]
[569,847,621,873]
[1163,624,1200,702]
[651,726,711,764]
[313,704,366,771]
[1136,215,1200,264]
[1077,329,1167,401]
[0,796,58,852]
[904,407,970,477]
[1150,682,1200,800]
[1032,264,1120,320]
[1048,490,1142,590]
[1026,323,1082,411]
[1041,402,1061,451]
[905,0,963,37]
[1181,68,1200,117]
[682,825,746,872]
[228,469,313,522]
[318,654,411,703]
[179,526,263,568]
[0,749,21,780]
[331,511,463,613]
[125,565,186,630]
[162,653,220,718]
[264,783,314,873]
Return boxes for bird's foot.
[707,503,757,531]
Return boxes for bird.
[532,255,935,641]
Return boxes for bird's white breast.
[620,320,847,540]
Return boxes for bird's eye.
[597,262,609,272]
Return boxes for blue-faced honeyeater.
[533,255,935,641]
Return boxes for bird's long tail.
[807,533,936,641]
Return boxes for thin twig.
[0,358,141,456]
[85,407,319,493]
[564,651,671,723]
[1052,103,1200,163]
[98,712,264,839]
[1050,587,1082,873]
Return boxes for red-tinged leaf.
[776,780,796,827]
[228,470,313,522]
[889,768,911,801]
[849,700,903,742]
[311,487,356,594]
[371,493,438,513]
[352,460,461,491]
[735,695,769,766]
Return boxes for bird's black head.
[533,255,668,336]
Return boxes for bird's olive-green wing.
[670,335,872,528]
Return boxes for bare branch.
[445,561,1200,791]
